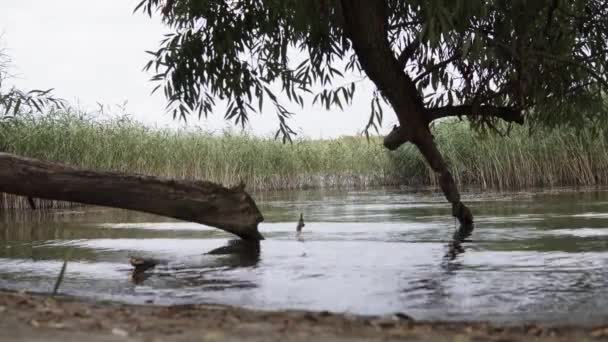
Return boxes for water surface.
[2,188,608,324]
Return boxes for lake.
[2,187,608,324]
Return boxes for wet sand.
[0,290,607,342]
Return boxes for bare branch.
[413,53,460,84]
[383,124,413,150]
[428,105,524,124]
[396,38,420,68]
[388,20,423,31]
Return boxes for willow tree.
[136,0,608,229]
[0,48,63,123]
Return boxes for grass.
[429,122,608,189]
[0,110,398,209]
[1,109,608,209]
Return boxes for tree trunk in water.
[0,152,265,240]
[340,0,474,232]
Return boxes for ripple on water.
[2,188,608,324]
[545,228,608,237]
[571,212,608,219]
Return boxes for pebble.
[591,327,608,338]
[111,328,129,337]
[201,330,225,341]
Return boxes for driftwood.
[0,152,264,240]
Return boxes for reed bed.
[0,111,396,209]
[1,110,608,209]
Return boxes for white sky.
[0,0,397,138]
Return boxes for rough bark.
[340,0,473,228]
[0,152,265,240]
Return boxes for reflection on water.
[131,239,260,290]
[4,187,608,324]
[130,239,261,285]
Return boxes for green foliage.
[136,0,608,138]
[0,48,64,121]
[136,0,351,141]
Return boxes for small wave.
[571,212,608,219]
[95,222,214,231]
[546,228,608,237]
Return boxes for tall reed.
[1,110,608,209]
[0,111,397,209]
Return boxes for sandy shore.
[0,290,607,341]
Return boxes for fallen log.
[0,152,265,240]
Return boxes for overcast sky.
[0,0,397,138]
